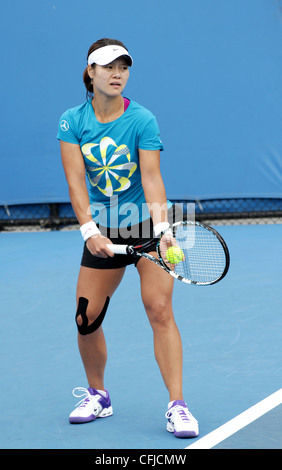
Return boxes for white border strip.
[186,389,282,449]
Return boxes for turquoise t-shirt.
[57,99,171,228]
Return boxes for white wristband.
[153,221,171,237]
[80,220,101,241]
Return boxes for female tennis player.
[57,38,199,438]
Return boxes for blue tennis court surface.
[0,224,281,449]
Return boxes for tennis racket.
[107,221,230,286]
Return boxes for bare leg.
[76,266,125,389]
[137,256,183,401]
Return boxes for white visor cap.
[88,45,133,67]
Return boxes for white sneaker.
[69,387,113,424]
[165,400,199,438]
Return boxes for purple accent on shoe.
[69,415,95,424]
[88,388,112,408]
[69,388,112,424]
[174,429,198,438]
[69,395,97,424]
[167,400,198,438]
[168,400,187,409]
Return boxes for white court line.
[186,388,282,449]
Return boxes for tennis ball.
[165,246,184,264]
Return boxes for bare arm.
[60,141,113,257]
[60,141,92,226]
[139,148,169,228]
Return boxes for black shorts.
[81,216,156,269]
[80,205,182,270]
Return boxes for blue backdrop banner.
[1,0,281,206]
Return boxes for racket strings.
[160,224,227,284]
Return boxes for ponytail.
[83,67,93,99]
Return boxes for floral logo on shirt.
[81,137,137,197]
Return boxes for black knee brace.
[75,296,110,335]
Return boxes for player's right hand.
[86,234,114,258]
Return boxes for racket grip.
[107,244,128,255]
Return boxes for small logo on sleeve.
[60,120,69,131]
